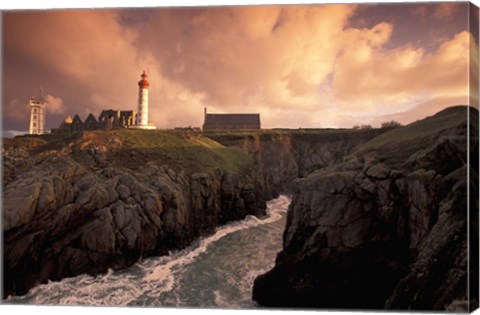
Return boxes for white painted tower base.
[129,125,157,130]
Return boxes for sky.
[1,1,479,136]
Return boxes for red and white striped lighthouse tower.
[135,70,156,129]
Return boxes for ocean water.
[6,196,290,308]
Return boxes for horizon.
[2,1,479,137]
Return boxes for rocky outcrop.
[3,131,266,297]
[208,129,383,199]
[3,128,381,298]
[6,106,476,310]
[253,107,479,311]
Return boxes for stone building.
[98,109,121,129]
[119,111,137,127]
[53,116,73,134]
[71,115,84,133]
[28,95,46,135]
[84,114,98,130]
[51,109,138,134]
[202,108,261,130]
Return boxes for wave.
[6,195,291,307]
[141,195,290,285]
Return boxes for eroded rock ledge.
[253,106,479,311]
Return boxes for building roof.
[99,109,120,119]
[85,113,97,122]
[72,114,83,124]
[204,114,260,129]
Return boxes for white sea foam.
[6,195,291,307]
[141,195,289,285]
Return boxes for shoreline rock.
[3,131,267,297]
[253,106,479,311]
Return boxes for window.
[33,123,36,127]
[33,109,37,114]
[33,115,37,120]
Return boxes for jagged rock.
[254,153,472,309]
[365,163,390,179]
[3,181,42,230]
[253,107,478,310]
[116,184,130,200]
[3,131,267,298]
[209,129,382,199]
[80,208,116,255]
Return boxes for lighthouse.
[29,91,46,135]
[135,70,156,129]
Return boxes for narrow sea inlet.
[6,196,290,308]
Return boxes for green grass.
[91,129,253,174]
[6,129,254,175]
[203,128,384,147]
[354,106,474,166]
[6,132,76,153]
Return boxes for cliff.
[3,130,266,297]
[3,125,382,298]
[3,121,384,298]
[253,106,479,311]
[206,128,384,199]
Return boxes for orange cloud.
[44,94,66,115]
[332,30,471,116]
[2,3,473,131]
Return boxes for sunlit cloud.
[2,3,473,133]
[44,94,66,115]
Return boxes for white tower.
[29,92,46,135]
[135,70,156,129]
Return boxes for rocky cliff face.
[3,127,381,298]
[207,129,383,199]
[3,131,266,297]
[253,106,479,311]
[6,107,475,310]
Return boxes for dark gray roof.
[85,113,97,123]
[72,114,83,124]
[204,113,260,127]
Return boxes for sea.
[6,195,291,309]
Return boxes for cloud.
[411,5,428,18]
[44,94,66,114]
[3,130,28,138]
[411,3,460,21]
[331,30,471,117]
[133,4,358,126]
[2,4,473,130]
[133,5,470,128]
[434,3,460,20]
[3,10,147,124]
[3,99,28,120]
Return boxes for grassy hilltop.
[7,129,254,175]
[354,105,478,166]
